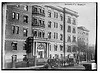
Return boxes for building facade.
[2,3,79,68]
[65,8,78,56]
[77,26,89,61]
[77,26,89,46]
[3,4,32,68]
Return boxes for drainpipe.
[63,8,66,66]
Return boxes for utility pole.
[63,8,66,66]
[32,29,36,66]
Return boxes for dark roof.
[78,26,89,32]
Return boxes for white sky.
[63,3,96,45]
[45,2,96,45]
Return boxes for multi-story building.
[65,8,78,56]
[2,3,79,68]
[77,26,89,61]
[2,3,32,68]
[77,26,89,46]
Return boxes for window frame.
[11,42,17,50]
[23,15,28,23]
[23,28,28,37]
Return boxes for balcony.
[32,6,45,17]
[32,23,45,28]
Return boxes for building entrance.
[36,42,46,59]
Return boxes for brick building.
[2,3,79,68]
[2,3,32,68]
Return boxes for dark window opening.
[23,15,28,23]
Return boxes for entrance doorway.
[38,51,44,58]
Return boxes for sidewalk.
[12,65,44,69]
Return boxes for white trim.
[2,4,6,69]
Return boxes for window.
[54,32,56,39]
[11,42,17,50]
[23,28,28,37]
[12,26,15,34]
[43,32,45,38]
[67,16,71,24]
[54,22,58,28]
[60,45,63,51]
[56,12,58,18]
[16,13,19,20]
[39,8,42,13]
[48,32,51,39]
[67,36,71,42]
[24,5,28,11]
[67,26,71,32]
[23,42,26,50]
[12,26,19,34]
[54,22,56,28]
[48,10,51,17]
[56,33,58,39]
[60,34,63,40]
[60,14,63,21]
[72,28,76,33]
[48,21,51,28]
[23,15,28,23]
[38,31,42,38]
[34,7,38,12]
[43,9,45,14]
[49,44,51,51]
[54,12,55,18]
[73,36,76,42]
[12,12,15,19]
[72,18,76,25]
[54,44,57,51]
[67,45,71,52]
[60,54,63,58]
[54,32,58,39]
[12,55,17,62]
[39,19,42,25]
[56,23,58,28]
[60,24,63,30]
[15,26,19,34]
[33,18,38,25]
[54,12,58,18]
[42,20,45,26]
[16,5,20,7]
[72,46,77,52]
[33,30,38,37]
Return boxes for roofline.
[45,5,79,17]
[77,26,89,32]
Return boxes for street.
[31,64,85,70]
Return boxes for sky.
[45,2,96,45]
[63,2,96,45]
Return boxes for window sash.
[16,26,19,34]
[23,29,28,37]
[67,16,71,24]
[16,13,19,20]
[23,16,28,23]
[67,36,71,42]
[12,12,15,19]
[67,26,71,32]
[11,42,17,50]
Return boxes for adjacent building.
[77,26,89,61]
[77,26,89,46]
